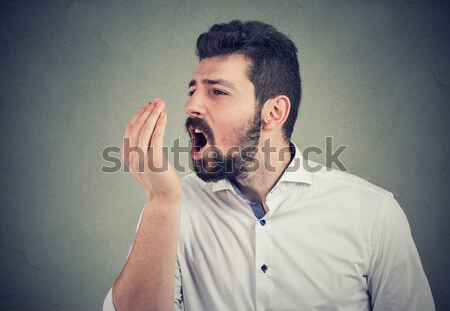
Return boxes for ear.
[261,95,291,132]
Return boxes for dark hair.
[196,20,301,141]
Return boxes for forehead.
[192,54,253,87]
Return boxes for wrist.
[145,195,181,211]
[147,191,181,201]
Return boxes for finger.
[137,100,166,152]
[122,103,150,162]
[124,102,151,138]
[149,111,168,169]
[123,101,153,165]
[128,102,154,171]
[129,102,158,148]
[151,111,167,151]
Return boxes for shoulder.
[306,164,406,245]
[310,162,393,199]
[303,161,398,220]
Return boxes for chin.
[192,157,228,182]
[192,156,247,183]
[195,171,227,183]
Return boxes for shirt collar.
[210,142,313,193]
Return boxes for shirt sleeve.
[102,260,184,311]
[174,254,184,311]
[102,288,116,311]
[368,195,435,311]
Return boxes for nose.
[184,90,206,118]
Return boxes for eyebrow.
[188,79,237,90]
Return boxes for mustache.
[185,117,215,145]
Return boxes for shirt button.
[261,264,268,273]
[260,219,266,226]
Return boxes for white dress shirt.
[104,144,435,311]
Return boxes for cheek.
[213,116,249,147]
[214,123,236,146]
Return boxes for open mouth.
[188,127,208,160]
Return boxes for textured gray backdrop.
[1,0,449,310]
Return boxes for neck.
[234,138,292,207]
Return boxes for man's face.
[184,54,262,182]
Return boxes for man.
[104,20,434,311]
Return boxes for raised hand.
[113,99,182,310]
[122,98,182,202]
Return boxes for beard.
[185,111,262,183]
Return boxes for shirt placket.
[254,204,274,311]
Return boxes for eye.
[213,89,227,95]
[188,89,195,97]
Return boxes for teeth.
[194,128,202,133]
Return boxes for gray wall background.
[1,0,449,310]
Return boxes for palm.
[123,99,182,201]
